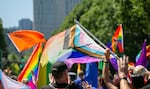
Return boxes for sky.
[0,0,33,28]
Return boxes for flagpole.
[74,19,119,59]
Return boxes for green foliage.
[6,53,21,75]
[9,63,20,75]
[55,0,150,61]
[120,0,150,60]
[8,53,20,61]
[0,18,7,57]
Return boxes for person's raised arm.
[102,48,118,89]
[117,56,131,89]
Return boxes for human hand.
[104,48,110,62]
[117,56,128,79]
[82,81,92,89]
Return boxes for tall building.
[19,19,33,30]
[33,0,81,39]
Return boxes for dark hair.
[51,61,68,79]
[78,70,84,77]
[132,75,144,89]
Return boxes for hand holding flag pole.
[74,19,119,60]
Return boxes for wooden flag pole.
[74,19,119,60]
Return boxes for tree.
[0,18,7,57]
[53,0,150,61]
[120,0,150,60]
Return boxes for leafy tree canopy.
[53,0,150,61]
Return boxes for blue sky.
[0,0,33,28]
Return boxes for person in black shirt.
[41,61,78,89]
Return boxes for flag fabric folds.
[136,41,147,66]
[112,24,124,53]
[18,43,42,89]
[37,62,51,89]
[40,25,105,67]
[7,30,46,52]
[0,70,30,89]
[136,45,150,61]
[85,62,98,88]
[38,24,108,88]
[146,45,150,57]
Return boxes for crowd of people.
[2,48,150,89]
[40,48,150,89]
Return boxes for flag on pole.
[136,45,150,61]
[40,25,105,67]
[18,43,43,89]
[136,41,147,66]
[112,24,124,53]
[38,24,111,88]
[7,30,46,52]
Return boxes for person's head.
[51,61,68,83]
[131,75,144,89]
[133,65,147,76]
[68,72,76,81]
[131,65,148,88]
[22,78,29,85]
[78,70,85,80]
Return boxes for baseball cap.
[51,61,68,75]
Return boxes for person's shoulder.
[74,78,81,82]
[68,83,78,89]
[41,85,52,89]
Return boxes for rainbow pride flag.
[112,24,124,53]
[18,43,42,89]
[40,25,105,67]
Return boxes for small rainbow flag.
[112,24,124,53]
[18,43,42,89]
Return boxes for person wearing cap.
[41,61,78,89]
[73,70,86,89]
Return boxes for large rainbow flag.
[40,25,105,67]
[37,24,113,88]
[112,24,124,53]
